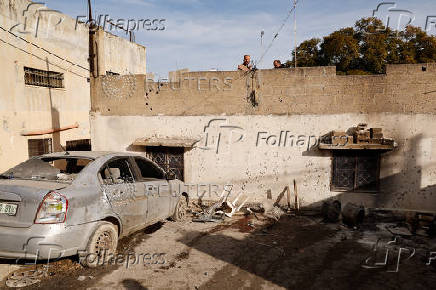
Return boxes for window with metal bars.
[24,67,64,88]
[66,139,91,151]
[331,151,380,192]
[146,146,185,181]
[28,139,53,157]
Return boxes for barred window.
[331,151,380,192]
[24,67,64,88]
[28,139,53,157]
[66,139,91,151]
[106,71,120,76]
[146,146,184,181]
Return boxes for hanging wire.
[0,30,89,79]
[0,25,90,73]
[256,0,300,67]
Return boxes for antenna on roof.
[293,0,297,68]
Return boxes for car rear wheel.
[80,222,118,268]
[172,197,188,221]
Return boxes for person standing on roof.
[238,55,253,71]
[273,60,285,68]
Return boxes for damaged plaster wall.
[90,63,436,211]
[91,113,436,212]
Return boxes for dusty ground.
[1,213,436,289]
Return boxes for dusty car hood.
[0,179,67,228]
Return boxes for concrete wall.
[0,0,146,172]
[90,63,436,212]
[97,30,146,75]
[91,64,436,116]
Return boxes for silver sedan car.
[0,152,188,267]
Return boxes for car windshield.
[1,157,93,182]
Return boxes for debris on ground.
[221,192,249,218]
[5,269,45,288]
[321,200,341,222]
[192,187,233,222]
[2,207,435,289]
[341,202,365,227]
[265,206,285,221]
[386,224,413,236]
[193,187,251,222]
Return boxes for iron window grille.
[24,67,64,88]
[66,139,91,151]
[146,146,185,181]
[331,151,380,193]
[28,138,53,157]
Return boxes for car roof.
[40,151,143,160]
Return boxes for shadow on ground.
[177,215,436,289]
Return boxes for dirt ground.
[1,213,436,289]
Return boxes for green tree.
[400,26,436,63]
[354,17,390,73]
[283,17,436,73]
[386,30,404,64]
[319,27,359,72]
[290,38,321,67]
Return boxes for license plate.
[0,202,18,216]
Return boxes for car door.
[99,157,147,233]
[131,157,172,222]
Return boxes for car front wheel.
[80,221,118,268]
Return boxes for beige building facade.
[0,0,146,172]
[90,64,436,212]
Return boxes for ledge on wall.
[132,137,199,148]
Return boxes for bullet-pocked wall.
[90,64,436,211]
[0,0,146,172]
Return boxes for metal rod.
[293,0,297,68]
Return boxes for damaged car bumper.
[0,222,97,260]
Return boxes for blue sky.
[41,0,435,78]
